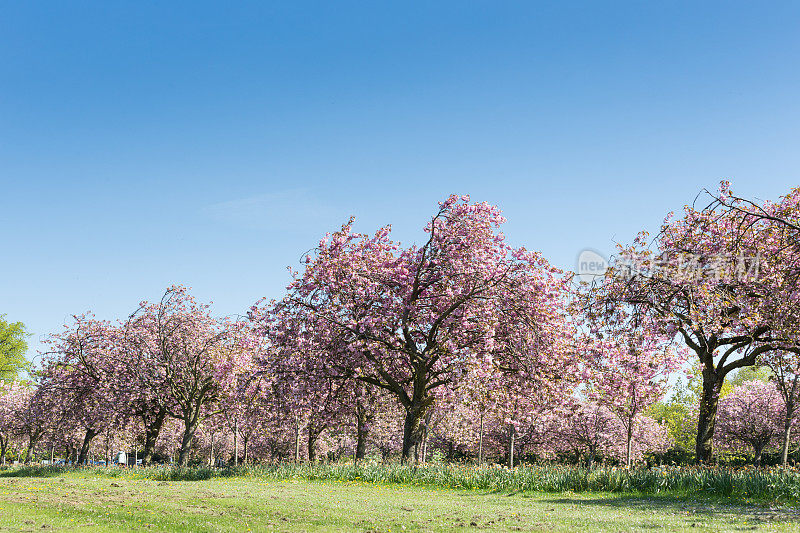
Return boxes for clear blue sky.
[2,2,798,361]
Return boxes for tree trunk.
[233,418,239,467]
[478,412,484,465]
[308,431,318,462]
[401,402,429,464]
[508,426,516,468]
[754,443,764,467]
[780,400,796,467]
[0,435,7,465]
[355,416,368,462]
[177,417,199,467]
[105,434,110,467]
[695,372,724,464]
[209,434,215,467]
[24,436,38,465]
[77,428,99,465]
[243,436,249,465]
[142,407,167,466]
[781,424,793,467]
[294,416,301,463]
[625,423,633,468]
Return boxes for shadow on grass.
[0,465,248,481]
[0,466,73,478]
[539,494,800,522]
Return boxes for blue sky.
[2,2,799,361]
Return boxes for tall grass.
[254,463,800,502]
[4,462,800,503]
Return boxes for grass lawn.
[1,472,799,532]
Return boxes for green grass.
[7,463,800,505]
[1,469,800,532]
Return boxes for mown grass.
[5,462,800,505]
[1,472,799,532]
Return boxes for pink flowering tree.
[195,416,231,467]
[153,418,184,464]
[12,383,56,464]
[587,332,680,466]
[369,400,404,461]
[257,195,574,462]
[218,371,270,466]
[349,381,385,462]
[422,394,478,462]
[268,342,352,462]
[0,381,27,464]
[590,182,800,463]
[559,404,670,466]
[124,286,247,466]
[716,380,785,466]
[764,351,800,466]
[40,314,122,465]
[116,314,171,466]
[214,327,264,466]
[456,363,502,464]
[489,366,577,467]
[558,402,618,467]
[608,415,671,464]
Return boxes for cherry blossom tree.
[349,382,384,462]
[590,183,800,463]
[558,402,618,467]
[115,315,170,466]
[124,286,247,466]
[40,314,121,465]
[488,365,577,467]
[716,380,785,466]
[264,338,352,462]
[455,362,503,463]
[587,333,680,466]
[218,370,269,466]
[422,395,477,462]
[0,381,27,464]
[608,415,671,464]
[13,383,56,464]
[763,351,800,466]
[369,400,404,462]
[257,195,575,462]
[212,327,264,466]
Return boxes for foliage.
[730,366,773,387]
[0,315,29,381]
[647,390,696,453]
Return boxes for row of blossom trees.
[0,185,798,467]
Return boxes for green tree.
[730,366,773,387]
[648,384,697,452]
[0,315,30,380]
[649,365,759,457]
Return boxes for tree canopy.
[0,315,30,381]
